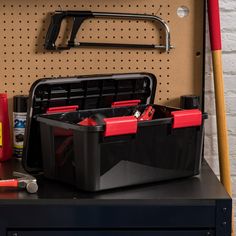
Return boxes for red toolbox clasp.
[111,100,141,108]
[46,105,79,114]
[171,109,202,129]
[104,116,138,137]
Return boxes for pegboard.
[0,0,205,114]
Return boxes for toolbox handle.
[90,114,138,137]
[103,116,138,137]
[78,114,138,137]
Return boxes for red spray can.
[0,94,12,161]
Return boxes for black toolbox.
[23,73,207,191]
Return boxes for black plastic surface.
[180,95,200,109]
[13,95,28,112]
[37,104,207,191]
[45,11,94,50]
[23,73,156,172]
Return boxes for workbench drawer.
[8,230,214,236]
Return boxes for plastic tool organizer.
[23,73,207,191]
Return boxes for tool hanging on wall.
[207,0,233,234]
[45,11,173,52]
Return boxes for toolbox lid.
[23,73,157,173]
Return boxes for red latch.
[78,118,97,126]
[46,105,79,114]
[171,109,202,129]
[104,116,138,137]
[111,100,141,108]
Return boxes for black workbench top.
[0,158,230,201]
[0,159,232,235]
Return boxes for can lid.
[13,95,28,112]
[180,95,200,109]
[0,93,7,99]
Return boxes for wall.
[204,0,236,230]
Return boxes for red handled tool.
[138,106,155,121]
[79,105,156,126]
[0,172,38,194]
[78,118,97,126]
[208,0,233,233]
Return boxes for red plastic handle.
[171,109,202,129]
[46,105,79,114]
[104,116,137,137]
[207,0,222,50]
[0,179,18,188]
[111,100,141,108]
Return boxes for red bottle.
[0,94,12,161]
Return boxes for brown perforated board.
[0,0,205,114]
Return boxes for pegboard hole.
[196,52,201,57]
[177,6,189,18]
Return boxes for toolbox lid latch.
[104,116,138,137]
[111,100,141,108]
[171,109,202,129]
[46,105,79,114]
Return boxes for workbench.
[0,159,231,236]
